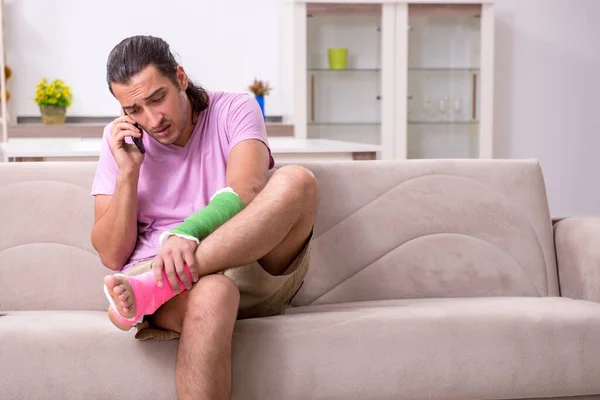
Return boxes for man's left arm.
[153,96,272,289]
[225,139,270,205]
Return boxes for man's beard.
[172,100,190,144]
[164,96,190,145]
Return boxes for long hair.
[106,35,208,115]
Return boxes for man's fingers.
[183,251,199,283]
[117,114,135,124]
[152,257,164,287]
[175,253,191,290]
[114,122,141,138]
[164,257,180,292]
[112,116,135,132]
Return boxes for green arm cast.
[170,191,246,242]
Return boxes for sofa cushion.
[3,297,599,400]
[0,160,557,311]
[0,311,178,400]
[292,159,558,306]
[234,297,600,399]
[0,162,108,312]
[555,217,600,303]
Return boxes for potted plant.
[4,66,11,101]
[34,78,72,124]
[248,78,272,118]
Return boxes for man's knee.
[186,274,240,323]
[272,165,318,208]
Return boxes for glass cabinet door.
[305,3,392,147]
[405,3,489,159]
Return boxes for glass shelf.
[408,121,479,125]
[407,2,483,158]
[308,68,381,72]
[408,67,479,72]
[306,5,384,145]
[308,122,381,126]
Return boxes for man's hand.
[152,235,200,291]
[109,115,145,173]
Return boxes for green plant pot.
[40,106,66,125]
[328,48,348,70]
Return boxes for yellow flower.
[34,78,73,108]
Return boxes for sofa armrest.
[555,217,600,302]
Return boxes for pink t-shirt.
[91,91,275,271]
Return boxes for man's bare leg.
[152,164,318,400]
[176,274,240,400]
[195,164,319,276]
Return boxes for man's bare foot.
[104,275,137,320]
[107,306,134,331]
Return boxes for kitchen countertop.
[0,137,381,159]
[8,122,293,138]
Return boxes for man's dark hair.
[106,35,209,115]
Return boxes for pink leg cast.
[103,264,193,326]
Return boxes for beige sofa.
[1,159,600,400]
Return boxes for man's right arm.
[92,171,139,271]
[91,170,140,271]
[91,113,145,270]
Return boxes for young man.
[91,35,318,400]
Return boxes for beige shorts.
[124,232,312,340]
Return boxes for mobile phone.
[131,123,145,154]
[122,108,145,154]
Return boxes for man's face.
[111,65,190,146]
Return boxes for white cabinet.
[283,0,495,160]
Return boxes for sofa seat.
[0,310,179,399]
[3,297,599,400]
[233,296,600,400]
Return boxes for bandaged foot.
[103,264,193,327]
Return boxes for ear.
[176,65,189,91]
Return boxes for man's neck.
[174,99,198,147]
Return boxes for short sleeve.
[91,123,119,196]
[226,94,275,169]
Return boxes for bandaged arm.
[159,187,246,246]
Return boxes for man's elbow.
[94,241,127,271]
[237,181,265,206]
[100,256,125,272]
[91,230,130,271]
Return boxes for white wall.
[492,0,600,217]
[4,0,600,217]
[4,0,284,118]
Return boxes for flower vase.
[40,106,67,125]
[254,95,265,119]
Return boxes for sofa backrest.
[0,162,108,312]
[291,159,559,307]
[0,159,558,312]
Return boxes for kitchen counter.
[8,122,293,138]
[0,137,381,163]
